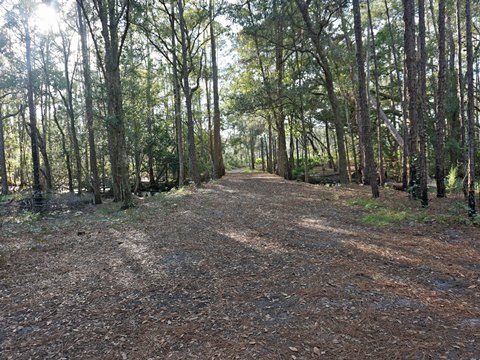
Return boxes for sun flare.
[33,3,59,34]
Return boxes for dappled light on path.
[1,172,479,358]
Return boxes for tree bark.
[465,0,475,215]
[25,20,43,210]
[0,109,7,195]
[366,0,384,186]
[204,54,214,171]
[273,0,290,180]
[446,17,460,168]
[146,48,156,188]
[353,0,379,197]
[418,0,429,206]
[295,51,309,183]
[0,105,22,194]
[78,0,132,208]
[384,0,409,189]
[178,0,200,185]
[403,0,419,197]
[60,31,82,196]
[210,0,225,179]
[170,3,185,187]
[435,0,446,198]
[249,131,255,170]
[457,0,467,198]
[267,117,273,173]
[50,94,74,193]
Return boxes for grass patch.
[350,196,411,227]
[350,197,383,209]
[361,209,409,226]
[12,210,42,224]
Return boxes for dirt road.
[1,172,479,359]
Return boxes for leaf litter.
[0,172,479,359]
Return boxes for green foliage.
[0,193,21,203]
[309,154,329,167]
[120,198,136,211]
[446,166,462,193]
[350,196,409,226]
[14,210,42,223]
[350,197,382,209]
[361,209,409,227]
[225,157,245,170]
[104,115,121,128]
[292,165,305,179]
[445,201,480,226]
[471,214,480,226]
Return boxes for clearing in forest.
[1,172,479,359]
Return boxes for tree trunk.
[170,3,185,187]
[457,0,467,197]
[260,136,265,171]
[446,17,460,168]
[36,126,53,192]
[273,0,290,180]
[367,0,384,186]
[465,0,475,215]
[205,56,213,171]
[250,131,255,170]
[339,12,361,182]
[25,21,43,210]
[417,0,429,206]
[178,0,200,185]
[146,47,156,189]
[60,31,82,196]
[50,95,74,193]
[295,0,347,184]
[403,0,419,197]
[325,122,335,171]
[210,0,225,179]
[19,110,27,187]
[346,102,359,182]
[289,116,295,172]
[435,0,446,198]
[267,118,273,173]
[353,0,379,197]
[79,0,132,208]
[0,105,22,194]
[297,56,309,183]
[134,151,141,193]
[0,108,8,194]
[384,0,408,189]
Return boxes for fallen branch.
[369,97,404,148]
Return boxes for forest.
[0,0,479,215]
[1,1,480,358]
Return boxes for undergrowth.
[349,197,409,226]
[2,187,194,235]
[350,195,480,228]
